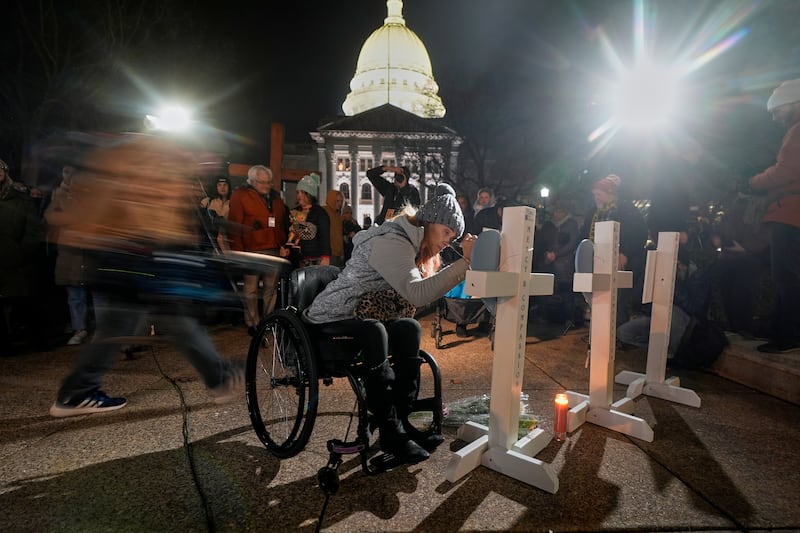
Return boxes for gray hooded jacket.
[304,216,469,324]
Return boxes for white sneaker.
[67,330,88,345]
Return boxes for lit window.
[336,157,352,172]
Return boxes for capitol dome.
[342,0,446,118]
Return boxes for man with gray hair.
[748,79,800,354]
[228,165,289,335]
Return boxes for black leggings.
[315,317,422,417]
[316,317,421,370]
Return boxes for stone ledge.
[710,336,800,405]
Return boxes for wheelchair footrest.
[327,438,367,455]
[368,452,405,473]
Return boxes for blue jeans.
[769,223,800,342]
[66,286,91,332]
[617,305,691,357]
[57,292,233,403]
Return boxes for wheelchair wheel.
[403,349,444,437]
[246,309,319,459]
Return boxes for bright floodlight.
[610,63,681,131]
[145,105,193,132]
[540,186,550,199]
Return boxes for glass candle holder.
[554,393,569,441]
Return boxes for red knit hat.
[592,174,621,195]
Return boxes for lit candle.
[554,393,569,441]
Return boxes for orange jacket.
[323,190,344,258]
[750,121,800,229]
[228,186,289,251]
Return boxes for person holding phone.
[366,164,421,225]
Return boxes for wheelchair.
[245,265,444,493]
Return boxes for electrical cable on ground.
[150,348,216,533]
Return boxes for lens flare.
[145,105,193,132]
[585,0,755,149]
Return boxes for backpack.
[671,317,728,369]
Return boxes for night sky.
[145,0,800,168]
[136,0,594,149]
[4,0,800,181]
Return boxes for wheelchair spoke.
[245,309,318,458]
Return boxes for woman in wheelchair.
[303,189,476,466]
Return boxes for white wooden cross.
[445,206,559,493]
[565,220,654,442]
[614,232,702,407]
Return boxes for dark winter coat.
[0,182,45,297]
[582,199,648,273]
[366,166,421,225]
[542,215,580,283]
[296,203,331,260]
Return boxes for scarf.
[589,200,617,242]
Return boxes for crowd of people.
[2,78,799,434]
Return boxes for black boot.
[378,413,430,464]
[365,361,429,465]
[391,357,444,452]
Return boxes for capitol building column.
[317,145,329,201]
[349,147,360,223]
[449,141,461,185]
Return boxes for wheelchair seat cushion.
[291,265,341,312]
[310,321,360,365]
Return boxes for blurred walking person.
[49,135,243,417]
